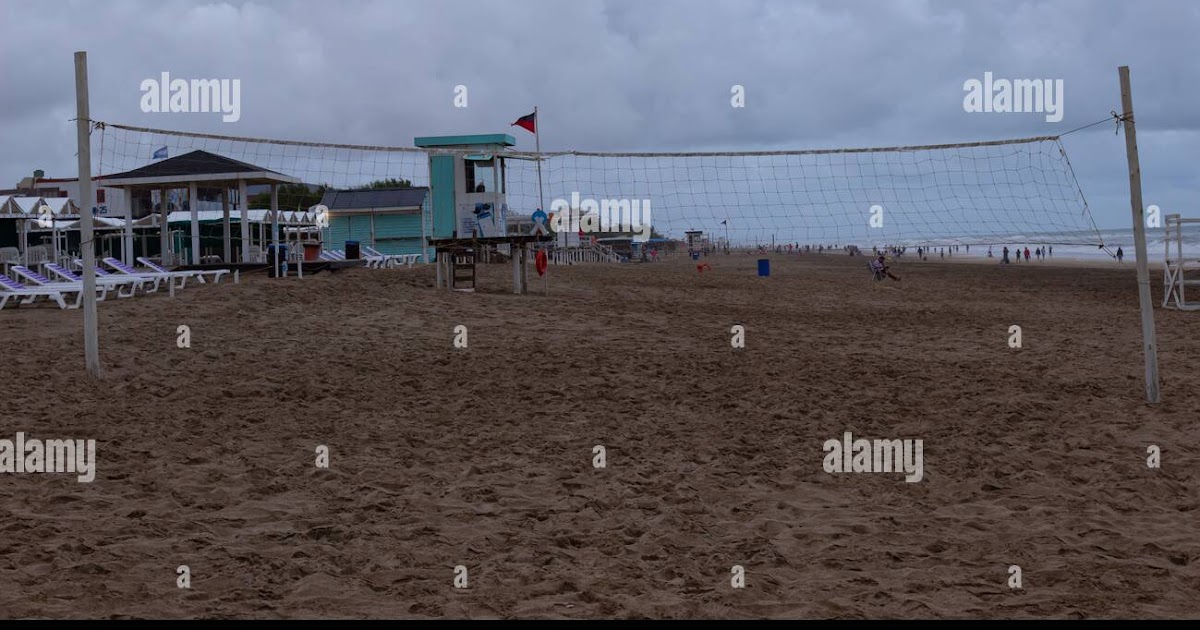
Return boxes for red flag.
[511,111,536,134]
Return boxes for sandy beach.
[1,253,1198,619]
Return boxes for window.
[464,156,496,193]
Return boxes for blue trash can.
[345,240,361,260]
[267,244,289,277]
[691,251,700,261]
[757,258,770,276]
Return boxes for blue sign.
[531,208,548,235]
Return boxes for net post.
[74,51,101,378]
[1118,65,1161,404]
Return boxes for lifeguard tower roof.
[414,134,515,148]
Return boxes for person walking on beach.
[1049,245,1053,257]
[1117,247,1124,263]
[1024,247,1031,262]
[1002,246,1010,263]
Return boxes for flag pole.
[534,106,545,217]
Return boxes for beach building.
[318,187,431,260]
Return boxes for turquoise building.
[321,187,431,258]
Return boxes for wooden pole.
[221,187,231,262]
[1118,65,1161,404]
[512,245,522,294]
[520,243,528,294]
[270,184,280,277]
[123,190,134,265]
[534,106,545,216]
[159,187,169,265]
[188,181,200,264]
[238,179,250,262]
[74,51,101,378]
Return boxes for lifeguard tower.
[415,134,549,293]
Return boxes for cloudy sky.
[1,0,1197,230]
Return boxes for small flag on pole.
[721,220,727,225]
[511,111,536,134]
[153,146,168,159]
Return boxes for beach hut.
[0,196,51,262]
[319,187,430,259]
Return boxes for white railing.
[548,243,624,265]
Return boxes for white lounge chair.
[137,257,229,284]
[46,263,145,298]
[74,259,161,293]
[102,257,186,291]
[359,246,387,269]
[0,274,69,310]
[362,246,405,269]
[11,265,106,306]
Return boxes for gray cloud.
[2,0,1197,228]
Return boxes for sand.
[1,253,1198,619]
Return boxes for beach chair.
[359,246,385,268]
[319,250,340,262]
[868,259,886,281]
[137,257,229,284]
[0,274,69,310]
[362,246,400,269]
[11,265,107,306]
[0,247,19,273]
[101,257,185,291]
[46,263,145,298]
[24,245,49,269]
[96,266,160,293]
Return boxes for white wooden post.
[188,181,200,264]
[270,184,280,276]
[159,188,170,265]
[123,189,134,266]
[221,187,231,262]
[238,179,250,262]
